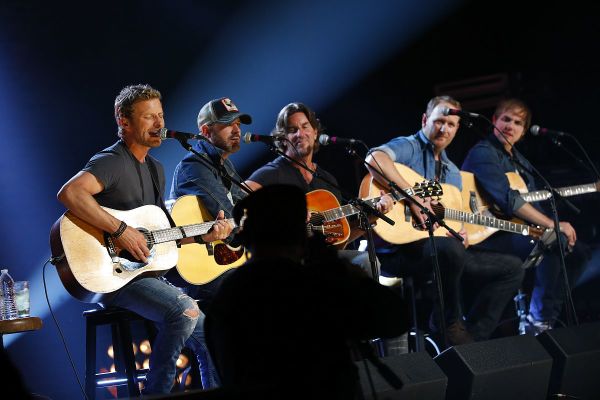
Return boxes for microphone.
[159,128,205,141]
[243,132,284,144]
[530,125,568,137]
[318,134,359,146]
[441,107,481,118]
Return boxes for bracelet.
[111,220,127,238]
[194,235,208,244]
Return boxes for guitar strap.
[146,156,178,230]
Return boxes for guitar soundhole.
[114,228,154,271]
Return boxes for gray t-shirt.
[82,140,165,210]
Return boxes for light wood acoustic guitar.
[305,179,442,246]
[169,195,246,286]
[359,164,546,245]
[460,171,599,244]
[50,204,234,302]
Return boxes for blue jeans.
[463,247,524,340]
[104,276,219,394]
[474,232,587,322]
[377,237,466,326]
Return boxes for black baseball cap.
[197,97,252,127]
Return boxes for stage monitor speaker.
[434,335,553,400]
[536,321,600,400]
[356,351,447,400]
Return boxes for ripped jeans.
[104,276,218,394]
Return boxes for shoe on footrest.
[526,314,553,335]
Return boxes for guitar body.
[460,171,502,245]
[505,171,529,193]
[305,189,351,245]
[50,205,178,303]
[359,164,462,244]
[170,195,246,285]
[460,171,536,245]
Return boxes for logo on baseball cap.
[197,97,252,127]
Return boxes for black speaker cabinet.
[434,335,553,400]
[356,352,447,400]
[536,322,600,400]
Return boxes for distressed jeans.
[104,276,218,394]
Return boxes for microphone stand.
[364,150,464,350]
[553,134,600,181]
[549,136,599,183]
[485,119,577,327]
[511,156,578,327]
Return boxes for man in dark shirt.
[462,98,588,333]
[57,84,233,394]
[245,102,394,276]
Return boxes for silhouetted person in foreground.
[205,184,408,399]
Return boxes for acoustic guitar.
[460,171,598,244]
[359,164,546,245]
[169,195,246,286]
[305,179,441,246]
[50,204,233,302]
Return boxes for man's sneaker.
[526,314,553,335]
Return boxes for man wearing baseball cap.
[171,97,252,222]
[168,97,252,389]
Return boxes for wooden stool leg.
[118,317,140,397]
[85,317,97,400]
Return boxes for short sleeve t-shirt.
[82,140,165,210]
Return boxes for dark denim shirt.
[169,140,246,218]
[371,130,463,190]
[461,134,541,218]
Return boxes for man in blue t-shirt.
[366,95,524,344]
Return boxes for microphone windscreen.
[243,132,253,143]
[530,125,540,136]
[318,134,330,146]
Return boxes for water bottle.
[0,269,18,320]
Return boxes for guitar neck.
[149,218,236,244]
[444,208,532,235]
[320,190,413,222]
[522,182,599,202]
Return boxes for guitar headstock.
[413,179,443,199]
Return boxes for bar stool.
[84,307,156,399]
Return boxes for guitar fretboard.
[522,183,599,203]
[320,198,379,222]
[444,208,531,235]
[148,219,236,244]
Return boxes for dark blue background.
[1,1,599,398]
